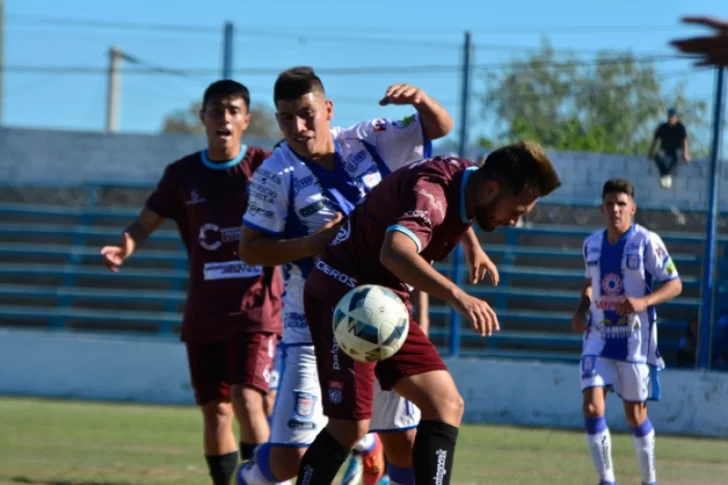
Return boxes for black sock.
[413,420,459,485]
[295,429,350,485]
[205,451,238,485]
[240,442,257,461]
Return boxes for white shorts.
[270,344,420,446]
[579,355,661,402]
[269,345,282,391]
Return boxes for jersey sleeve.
[352,114,432,171]
[384,178,447,253]
[242,158,289,236]
[144,164,182,221]
[644,232,679,281]
[583,239,590,279]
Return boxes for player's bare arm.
[572,280,592,333]
[380,230,499,337]
[378,84,453,140]
[461,227,499,285]
[412,289,430,337]
[239,212,343,266]
[614,277,683,316]
[100,208,166,272]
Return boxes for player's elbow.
[671,277,684,297]
[379,242,399,272]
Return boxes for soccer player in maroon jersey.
[297,143,561,485]
[100,80,283,485]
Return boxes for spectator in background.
[670,16,728,67]
[648,108,690,189]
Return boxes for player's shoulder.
[161,150,204,176]
[583,229,604,247]
[415,156,476,178]
[635,224,666,245]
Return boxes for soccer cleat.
[361,434,386,485]
[341,453,363,485]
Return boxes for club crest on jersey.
[186,189,205,205]
[293,392,317,421]
[327,381,343,404]
[373,118,387,132]
[601,273,623,296]
[626,253,641,270]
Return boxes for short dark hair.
[602,178,635,200]
[274,66,325,103]
[478,141,561,198]
[202,80,250,110]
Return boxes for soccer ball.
[332,284,409,362]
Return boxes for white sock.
[353,433,376,453]
[585,417,616,483]
[632,418,657,485]
[237,462,278,485]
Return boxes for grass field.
[1,397,727,485]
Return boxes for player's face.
[473,182,538,232]
[601,192,635,231]
[199,96,250,152]
[276,92,333,160]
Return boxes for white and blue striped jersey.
[242,114,431,344]
[582,224,679,370]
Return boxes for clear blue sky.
[3,0,727,147]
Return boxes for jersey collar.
[201,144,248,170]
[460,166,478,223]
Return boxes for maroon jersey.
[316,156,477,303]
[145,146,283,343]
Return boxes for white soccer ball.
[332,284,410,362]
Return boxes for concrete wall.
[2,329,727,438]
[0,126,722,210]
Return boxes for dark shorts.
[185,331,277,406]
[303,262,447,421]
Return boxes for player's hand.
[670,16,728,66]
[318,212,345,235]
[464,246,499,286]
[100,232,135,272]
[452,290,500,337]
[379,84,427,107]
[571,313,588,333]
[615,296,647,316]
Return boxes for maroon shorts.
[303,262,448,421]
[185,331,277,406]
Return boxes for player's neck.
[606,225,631,244]
[206,143,242,162]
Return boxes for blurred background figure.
[647,107,690,189]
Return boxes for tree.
[161,102,281,139]
[480,39,709,157]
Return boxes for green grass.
[0,397,726,484]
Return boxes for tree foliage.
[480,40,709,157]
[161,102,281,139]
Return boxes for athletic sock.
[205,451,239,485]
[585,416,616,484]
[295,429,350,485]
[412,420,459,485]
[240,442,257,461]
[632,418,657,485]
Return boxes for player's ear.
[325,99,334,122]
[242,111,251,131]
[198,105,205,125]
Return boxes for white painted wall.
[2,329,727,438]
[0,126,722,210]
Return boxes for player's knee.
[201,400,234,429]
[582,399,604,418]
[232,385,266,417]
[380,429,416,468]
[326,418,369,449]
[268,445,306,480]
[263,389,277,418]
[623,401,647,427]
